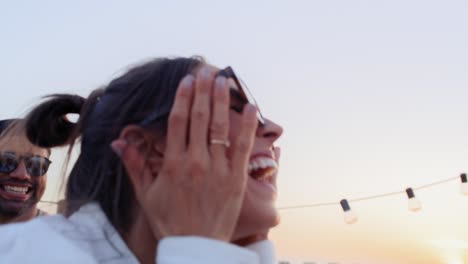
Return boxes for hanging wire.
[39,175,462,209]
[414,176,459,190]
[277,175,460,210]
[39,200,58,204]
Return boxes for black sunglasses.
[140,66,265,127]
[0,151,51,177]
[217,66,265,125]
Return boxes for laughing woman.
[0,57,283,263]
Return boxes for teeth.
[265,159,278,169]
[4,185,28,195]
[248,157,278,175]
[248,162,259,172]
[258,159,267,168]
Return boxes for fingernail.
[181,75,194,89]
[215,76,226,89]
[199,67,211,78]
[244,103,257,114]
[111,140,127,157]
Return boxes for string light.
[461,173,468,195]
[405,188,422,212]
[40,173,466,223]
[276,173,464,212]
[340,199,358,224]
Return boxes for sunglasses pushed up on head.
[0,152,51,177]
[140,66,265,127]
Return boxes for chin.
[232,200,280,241]
[0,202,31,217]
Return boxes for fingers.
[137,67,261,242]
[189,68,215,156]
[231,104,258,181]
[209,76,230,157]
[165,75,195,157]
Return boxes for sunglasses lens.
[0,153,18,174]
[237,79,265,124]
[219,67,266,125]
[26,157,50,177]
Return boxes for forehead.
[0,135,48,157]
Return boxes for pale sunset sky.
[1,1,467,263]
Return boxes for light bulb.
[460,173,468,195]
[406,188,422,212]
[340,199,358,224]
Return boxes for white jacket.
[0,203,276,264]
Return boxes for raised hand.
[114,66,258,242]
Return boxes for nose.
[9,161,32,181]
[256,118,283,144]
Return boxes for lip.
[0,187,32,201]
[0,181,34,201]
[247,172,278,200]
[249,151,275,162]
[247,150,278,198]
[0,182,32,188]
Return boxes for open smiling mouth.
[248,156,278,186]
[0,183,33,197]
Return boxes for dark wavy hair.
[24,57,204,232]
[0,119,51,156]
[0,119,18,134]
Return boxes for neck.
[123,212,158,264]
[0,207,38,224]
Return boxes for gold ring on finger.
[210,139,231,148]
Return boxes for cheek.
[35,177,47,196]
[228,113,279,233]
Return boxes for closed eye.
[229,88,246,114]
[230,105,243,113]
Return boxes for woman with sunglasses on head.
[0,57,283,263]
[0,119,51,224]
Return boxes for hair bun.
[26,94,85,148]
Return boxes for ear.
[111,125,159,201]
